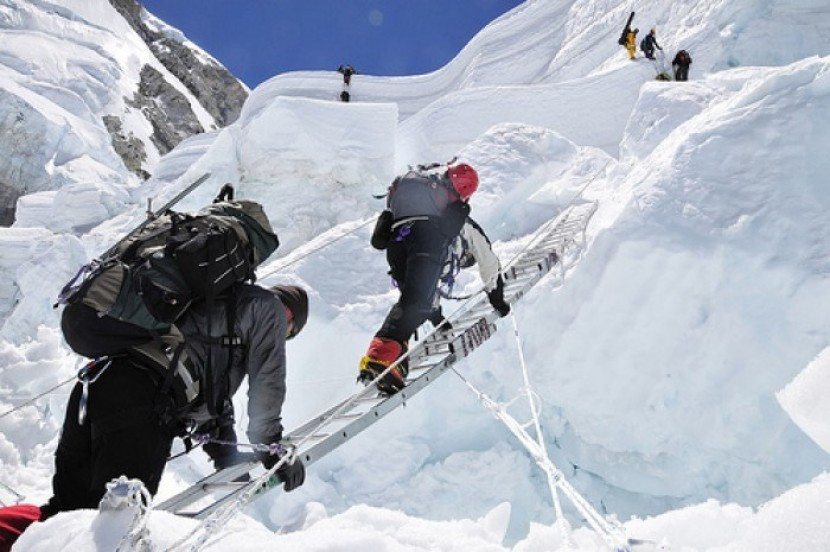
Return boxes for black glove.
[277,457,306,492]
[487,275,511,317]
[259,445,306,492]
[370,209,394,250]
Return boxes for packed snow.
[2,0,830,550]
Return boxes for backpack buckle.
[220,335,243,347]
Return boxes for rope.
[0,480,25,506]
[449,364,628,550]
[509,312,572,547]
[256,215,375,281]
[110,479,154,552]
[0,375,76,420]
[163,447,296,552]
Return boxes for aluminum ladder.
[156,200,598,519]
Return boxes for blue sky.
[140,1,525,88]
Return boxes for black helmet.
[270,285,309,339]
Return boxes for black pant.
[42,359,173,516]
[674,66,689,81]
[377,221,450,344]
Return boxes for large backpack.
[386,165,460,220]
[58,184,278,368]
[618,11,635,46]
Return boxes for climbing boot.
[358,337,408,395]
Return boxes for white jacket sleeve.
[462,218,501,292]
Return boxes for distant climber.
[360,162,508,395]
[337,64,359,86]
[626,28,639,60]
[641,28,662,60]
[337,64,359,102]
[672,49,692,81]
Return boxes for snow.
[1,0,830,550]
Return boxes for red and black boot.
[358,337,409,395]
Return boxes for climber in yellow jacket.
[626,28,639,60]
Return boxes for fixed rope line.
[448,363,629,551]
[0,375,75,420]
[164,449,296,551]
[257,215,375,281]
[0,480,25,506]
[502,159,610,274]
[509,311,573,549]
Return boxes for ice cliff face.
[0,0,247,225]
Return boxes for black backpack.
[57,185,279,360]
[618,11,635,46]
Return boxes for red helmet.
[447,163,479,201]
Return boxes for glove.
[370,209,394,250]
[259,444,306,492]
[277,457,306,492]
[487,275,511,317]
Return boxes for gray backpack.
[387,169,460,219]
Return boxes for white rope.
[101,478,154,552]
[257,215,375,281]
[163,449,295,552]
[0,376,76,420]
[502,159,609,273]
[451,365,629,551]
[0,480,25,506]
[510,312,572,548]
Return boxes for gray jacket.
[177,284,287,446]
